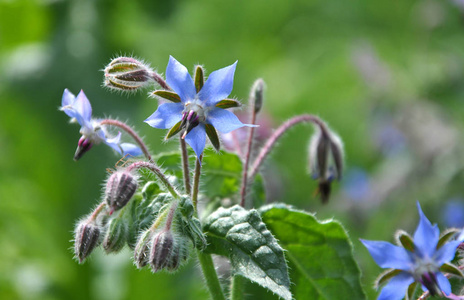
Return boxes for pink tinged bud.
[104,56,153,91]
[149,230,174,272]
[74,220,101,264]
[74,136,93,161]
[105,171,138,213]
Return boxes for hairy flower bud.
[149,230,174,272]
[308,126,344,203]
[105,170,138,214]
[102,217,128,253]
[250,78,265,114]
[74,219,101,263]
[104,57,153,92]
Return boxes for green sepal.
[152,90,181,103]
[177,196,207,250]
[406,282,418,300]
[374,268,402,288]
[440,263,464,278]
[102,216,128,254]
[437,228,461,249]
[194,65,204,93]
[106,78,142,91]
[395,230,415,252]
[215,99,242,109]
[205,124,220,151]
[165,121,182,140]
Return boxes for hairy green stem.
[192,155,203,212]
[180,137,191,194]
[126,161,180,199]
[196,250,226,300]
[230,275,244,300]
[100,119,152,161]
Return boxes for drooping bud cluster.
[308,125,344,203]
[105,170,138,214]
[104,57,154,92]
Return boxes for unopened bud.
[250,78,265,114]
[74,136,93,161]
[102,217,128,253]
[308,125,344,203]
[134,230,153,269]
[149,230,174,272]
[74,219,101,263]
[105,170,138,214]
[104,57,153,92]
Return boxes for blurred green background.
[2,0,464,299]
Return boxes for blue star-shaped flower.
[361,202,463,300]
[144,56,254,159]
[61,89,142,160]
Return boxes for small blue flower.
[145,56,255,159]
[60,89,143,160]
[361,202,463,300]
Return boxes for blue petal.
[120,143,143,157]
[184,124,206,159]
[360,239,412,271]
[145,102,183,129]
[104,132,123,154]
[436,272,451,295]
[166,56,196,102]
[414,202,440,258]
[73,90,92,126]
[378,272,415,300]
[62,88,75,107]
[434,240,461,266]
[199,61,237,106]
[207,108,255,133]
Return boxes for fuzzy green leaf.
[215,99,241,109]
[203,205,291,300]
[259,204,366,299]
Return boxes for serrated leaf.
[155,149,265,204]
[151,90,181,102]
[215,99,241,109]
[259,204,366,300]
[203,205,291,300]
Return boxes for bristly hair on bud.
[74,218,102,264]
[104,169,138,215]
[103,56,154,93]
[250,78,265,114]
[148,230,190,273]
[308,125,344,203]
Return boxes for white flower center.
[184,98,210,123]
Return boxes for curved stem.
[90,202,107,221]
[239,104,258,208]
[150,72,170,90]
[180,137,191,195]
[196,250,226,300]
[100,119,152,161]
[126,161,180,199]
[192,155,203,213]
[248,114,329,180]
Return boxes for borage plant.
[63,54,417,300]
